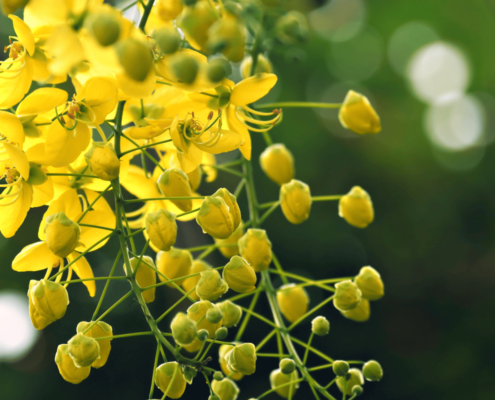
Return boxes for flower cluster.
[1,0,384,399]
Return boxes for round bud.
[340,298,370,322]
[276,284,309,323]
[157,168,193,212]
[67,333,100,368]
[196,196,235,239]
[27,164,47,186]
[212,188,241,230]
[206,306,224,324]
[197,329,209,341]
[222,256,257,293]
[333,280,362,311]
[215,327,228,340]
[225,343,257,375]
[279,358,295,374]
[207,58,231,83]
[154,27,181,54]
[129,256,156,303]
[156,0,183,20]
[170,53,199,84]
[171,312,198,346]
[240,54,273,79]
[362,360,383,381]
[354,266,384,301]
[259,144,294,186]
[276,11,309,45]
[196,270,229,301]
[339,186,374,228]
[338,90,381,135]
[84,141,120,181]
[146,209,177,252]
[238,229,272,272]
[44,212,80,258]
[213,371,224,381]
[280,180,312,224]
[28,279,69,330]
[55,344,91,384]
[311,316,330,336]
[218,344,243,381]
[155,362,187,399]
[332,360,349,377]
[352,386,364,396]
[217,301,242,328]
[89,12,121,47]
[116,38,152,82]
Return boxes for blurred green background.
[2,0,495,399]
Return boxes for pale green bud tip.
[170,53,199,84]
[90,12,121,47]
[332,360,349,377]
[362,360,383,381]
[213,371,224,381]
[147,208,176,223]
[215,327,228,340]
[67,333,100,367]
[116,38,152,82]
[197,329,209,341]
[279,358,296,374]
[333,280,362,311]
[171,312,197,346]
[352,386,364,396]
[311,316,330,336]
[206,306,223,323]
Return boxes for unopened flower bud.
[213,371,224,381]
[226,343,256,375]
[187,166,202,191]
[279,358,295,374]
[28,279,69,330]
[158,168,194,212]
[116,38,153,82]
[238,229,272,272]
[197,329,209,341]
[76,321,112,368]
[207,58,231,83]
[212,378,240,400]
[259,144,294,186]
[353,386,364,396]
[156,0,183,20]
[332,360,349,377]
[339,90,381,135]
[276,284,309,323]
[217,300,242,328]
[270,369,299,398]
[27,163,47,186]
[182,260,211,300]
[280,180,312,224]
[187,301,222,339]
[362,360,383,381]
[354,266,384,301]
[129,256,156,303]
[209,395,221,400]
[196,196,235,239]
[155,362,187,399]
[178,1,217,52]
[170,52,199,84]
[67,333,100,368]
[85,142,120,181]
[146,209,177,252]
[44,212,80,258]
[1,0,29,15]
[223,256,256,293]
[157,247,193,287]
[55,344,91,384]
[171,312,198,346]
[215,327,228,340]
[339,186,374,228]
[241,54,273,79]
[333,280,362,311]
[212,188,241,230]
[311,316,330,336]
[207,17,245,62]
[182,364,197,384]
[154,27,181,54]
[196,269,229,301]
[219,345,243,380]
[206,306,224,323]
[276,11,309,45]
[336,368,364,396]
[340,298,370,322]
[215,224,243,258]
[87,11,121,47]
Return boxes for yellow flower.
[181,259,211,301]
[333,280,362,311]
[225,343,257,376]
[155,362,187,399]
[339,90,381,135]
[222,256,257,293]
[270,369,299,398]
[219,344,243,381]
[157,247,193,287]
[129,256,157,303]
[211,378,240,400]
[28,279,69,330]
[215,224,243,258]
[276,284,309,323]
[67,332,100,368]
[339,186,374,228]
[196,269,229,301]
[146,209,177,251]
[77,321,113,369]
[340,299,370,322]
[55,344,91,384]
[280,179,312,224]
[259,143,294,186]
[238,228,272,272]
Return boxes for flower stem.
[312,195,343,202]
[92,250,122,321]
[256,102,342,109]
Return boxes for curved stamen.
[242,105,278,117]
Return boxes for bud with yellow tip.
[280,180,312,224]
[225,343,257,375]
[85,142,120,181]
[28,279,69,330]
[311,316,330,336]
[219,345,243,381]
[340,298,370,322]
[339,186,374,228]
[146,209,177,252]
[196,269,229,301]
[157,247,193,287]
[336,368,364,396]
[212,188,241,230]
[354,266,384,300]
[363,360,383,381]
[67,333,100,368]
[212,378,240,400]
[76,321,113,368]
[238,229,272,272]
[116,38,153,82]
[241,54,273,79]
[270,369,299,398]
[155,362,187,399]
[171,312,197,346]
[276,284,309,323]
[217,300,242,328]
[44,212,80,258]
[260,144,294,186]
[223,256,256,293]
[55,344,91,384]
[129,256,156,303]
[215,224,243,258]
[196,196,235,239]
[158,168,194,212]
[333,280,362,311]
[182,259,211,300]
[339,90,381,135]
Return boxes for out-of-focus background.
[2,0,495,399]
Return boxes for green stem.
[288,295,335,331]
[238,304,279,329]
[235,289,260,341]
[150,343,161,399]
[268,269,336,292]
[259,201,280,225]
[257,378,305,399]
[60,276,126,285]
[257,353,290,358]
[201,164,245,178]
[121,132,164,171]
[95,331,154,340]
[177,207,201,218]
[79,223,116,232]
[139,0,155,32]
[308,363,333,372]
[92,250,122,321]
[312,195,343,202]
[156,286,196,323]
[120,139,172,156]
[77,184,112,223]
[46,173,98,178]
[255,329,277,351]
[125,196,205,203]
[272,253,289,285]
[83,290,134,333]
[303,332,314,365]
[256,102,342,109]
[183,242,237,252]
[126,227,145,238]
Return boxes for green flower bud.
[155,362,187,399]
[182,364,197,384]
[238,229,272,272]
[240,54,273,79]
[276,11,309,45]
[187,301,222,339]
[215,224,243,259]
[178,1,217,52]
[116,38,153,82]
[182,260,211,301]
[340,299,370,322]
[225,343,256,376]
[352,386,364,396]
[158,168,194,212]
[209,395,221,400]
[336,369,364,396]
[279,358,296,374]
[217,300,242,328]
[67,333,100,368]
[87,11,121,47]
[276,284,309,323]
[332,360,349,377]
[354,266,384,301]
[362,360,383,382]
[333,280,362,311]
[280,180,312,224]
[211,378,240,400]
[146,209,177,252]
[207,58,231,83]
[85,141,120,181]
[207,17,245,62]
[27,163,47,186]
[206,306,224,323]
[129,256,156,303]
[44,212,80,258]
[157,247,192,287]
[171,312,198,346]
[212,188,241,230]
[28,279,69,330]
[215,327,228,340]
[76,321,112,368]
[170,52,199,84]
[218,344,243,380]
[339,186,374,228]
[1,0,29,15]
[197,329,209,341]
[55,344,91,384]
[270,369,299,398]
[196,269,229,301]
[196,196,235,239]
[213,371,224,381]
[311,316,330,336]
[223,256,256,293]
[259,144,294,186]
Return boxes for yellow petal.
[32,176,54,207]
[9,15,35,56]
[67,253,96,297]
[47,25,85,76]
[126,125,168,140]
[16,88,68,117]
[83,188,115,216]
[78,77,118,125]
[38,189,82,240]
[45,121,91,167]
[230,73,278,106]
[3,142,30,179]
[120,164,162,199]
[177,142,203,174]
[25,143,49,165]
[201,152,217,182]
[0,112,24,143]
[0,57,34,110]
[77,210,115,252]
[226,105,251,160]
[194,129,242,155]
[0,182,32,238]
[12,241,59,271]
